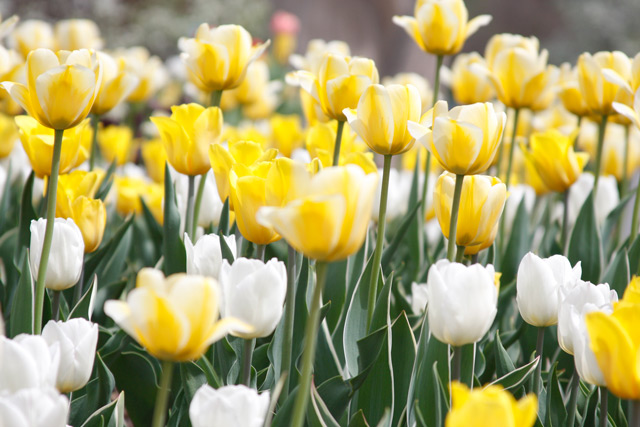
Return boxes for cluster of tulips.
[0,0,639,425]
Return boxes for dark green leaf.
[219,230,235,264]
[69,274,97,321]
[219,197,230,236]
[84,217,134,287]
[16,171,36,256]
[546,363,567,427]
[489,356,539,391]
[95,160,117,201]
[495,331,516,378]
[307,382,341,427]
[163,164,186,275]
[381,201,421,270]
[500,197,530,284]
[568,192,603,283]
[602,248,629,296]
[9,254,33,336]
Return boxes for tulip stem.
[291,261,328,427]
[599,387,608,427]
[495,107,510,178]
[191,172,208,238]
[367,155,392,331]
[447,174,465,261]
[255,244,266,262]
[631,176,640,245]
[51,290,61,321]
[471,253,479,264]
[562,189,570,254]
[151,360,174,427]
[420,152,432,263]
[504,108,520,189]
[455,245,465,263]
[210,90,223,108]
[34,129,64,335]
[573,115,582,149]
[432,55,443,108]
[89,114,100,171]
[281,244,297,401]
[593,114,608,200]
[242,338,255,386]
[184,175,196,240]
[451,345,462,383]
[532,327,545,395]
[332,120,345,166]
[566,367,580,427]
[621,125,630,196]
[630,399,640,427]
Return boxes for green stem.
[210,90,223,108]
[599,387,608,427]
[89,115,100,171]
[184,175,196,241]
[471,253,479,264]
[566,367,580,427]
[631,179,640,245]
[504,108,521,189]
[562,189,570,254]
[242,338,255,386]
[455,245,465,263]
[51,290,61,321]
[191,172,208,238]
[593,115,608,200]
[495,107,511,178]
[151,361,174,427]
[630,399,640,427]
[532,327,545,395]
[432,55,443,108]
[255,244,266,262]
[34,128,64,334]
[291,261,329,427]
[573,115,582,149]
[447,174,465,261]
[451,346,462,383]
[367,155,392,331]
[420,152,432,261]
[622,125,631,196]
[280,244,297,401]
[332,120,345,166]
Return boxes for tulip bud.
[42,318,99,393]
[30,218,84,291]
[410,282,428,315]
[185,233,237,280]
[516,252,582,327]
[189,384,270,427]
[446,52,496,105]
[0,387,69,427]
[219,258,287,339]
[426,260,498,346]
[115,47,168,103]
[0,334,60,393]
[54,19,103,51]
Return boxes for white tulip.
[566,173,619,226]
[219,257,287,339]
[410,282,428,315]
[557,280,618,355]
[0,334,59,393]
[42,318,99,393]
[0,387,69,427]
[29,218,84,291]
[426,260,498,346]
[573,303,611,386]
[189,384,270,427]
[185,233,237,280]
[516,252,582,327]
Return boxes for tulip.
[114,47,167,103]
[408,100,506,175]
[8,19,54,59]
[270,114,304,157]
[565,173,619,227]
[141,138,168,183]
[573,304,610,387]
[289,38,351,74]
[1,48,102,130]
[0,334,60,393]
[521,129,589,193]
[115,176,164,224]
[445,52,495,105]
[30,217,84,291]
[42,318,99,393]
[434,172,506,251]
[91,51,139,115]
[0,387,69,427]
[15,115,91,178]
[410,282,429,315]
[54,19,103,51]
[185,233,237,280]
[558,63,591,117]
[426,260,498,347]
[179,23,269,94]
[382,72,433,112]
[577,51,631,117]
[446,382,537,427]
[230,60,273,106]
[151,103,223,176]
[175,171,224,229]
[392,0,492,56]
[97,124,133,166]
[516,252,582,327]
[219,258,287,338]
[344,83,421,155]
[0,112,17,158]
[189,384,270,427]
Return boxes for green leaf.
[628,234,640,276]
[84,217,134,287]
[9,254,33,337]
[0,163,12,236]
[80,391,125,427]
[545,363,567,427]
[390,312,417,427]
[307,382,341,427]
[601,193,633,256]
[219,230,235,264]
[140,197,163,250]
[69,274,98,321]
[163,164,186,275]
[568,192,603,283]
[601,248,629,296]
[219,197,230,236]
[95,160,117,201]
[348,410,370,427]
[381,201,421,270]
[500,197,530,284]
[405,154,424,282]
[16,171,36,256]
[180,362,207,403]
[71,353,116,426]
[489,356,539,391]
[316,376,351,422]
[495,331,516,378]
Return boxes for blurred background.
[2,0,640,79]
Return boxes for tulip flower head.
[445,52,495,105]
[577,51,631,116]
[189,384,270,427]
[54,19,103,51]
[97,124,134,166]
[8,19,54,59]
[0,386,69,427]
[105,268,251,362]
[185,233,237,280]
[91,51,139,115]
[0,334,60,393]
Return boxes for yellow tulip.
[623,276,640,303]
[151,103,223,176]
[222,125,269,148]
[231,60,271,105]
[558,63,591,117]
[382,72,433,113]
[179,23,269,93]
[270,114,305,157]
[484,33,541,70]
[289,38,351,74]
[104,268,250,362]
[1,48,102,130]
[15,115,91,177]
[54,19,103,51]
[91,52,139,115]
[292,53,379,121]
[8,19,54,59]
[344,83,421,155]
[577,51,631,116]
[446,52,495,105]
[434,172,507,247]
[97,125,134,166]
[393,0,492,56]
[56,170,104,217]
[524,158,550,196]
[0,112,17,158]
[300,89,330,125]
[113,47,167,103]
[115,176,164,224]
[601,124,640,181]
[408,100,506,175]
[141,138,168,183]
[521,129,589,192]
[257,165,378,261]
[209,140,278,205]
[446,382,537,427]
[586,299,640,400]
